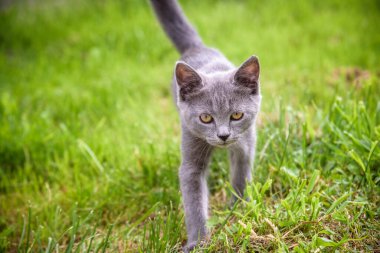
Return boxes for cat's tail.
[150,0,204,54]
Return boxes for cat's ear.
[234,56,260,95]
[175,61,203,101]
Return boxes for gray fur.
[149,0,261,251]
[150,0,203,53]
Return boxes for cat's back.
[181,46,234,73]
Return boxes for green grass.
[0,0,379,251]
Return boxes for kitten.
[150,0,261,251]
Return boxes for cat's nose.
[217,134,230,141]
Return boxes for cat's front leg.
[179,131,213,252]
[228,128,256,204]
[180,167,208,252]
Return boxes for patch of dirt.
[329,67,371,88]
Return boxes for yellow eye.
[200,113,213,123]
[231,112,244,120]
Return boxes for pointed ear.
[234,56,260,95]
[175,61,202,101]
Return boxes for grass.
[0,0,379,251]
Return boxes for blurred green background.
[0,0,379,252]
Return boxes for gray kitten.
[150,0,261,251]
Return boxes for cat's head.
[175,56,261,147]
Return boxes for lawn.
[0,0,379,252]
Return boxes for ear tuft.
[234,56,260,94]
[175,61,202,101]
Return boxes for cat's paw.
[229,196,250,208]
[182,241,198,253]
[229,195,240,208]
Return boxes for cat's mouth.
[217,143,233,148]
[207,139,237,148]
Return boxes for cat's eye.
[231,112,244,121]
[200,113,213,123]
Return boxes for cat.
[150,0,261,251]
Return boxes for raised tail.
[150,0,204,54]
